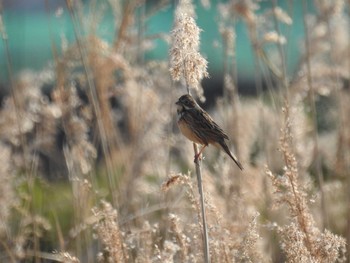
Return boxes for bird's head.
[175,94,198,113]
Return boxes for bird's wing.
[184,108,229,144]
[199,109,229,140]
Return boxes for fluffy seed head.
[169,3,208,98]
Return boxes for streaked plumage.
[176,94,243,170]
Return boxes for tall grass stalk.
[0,1,31,184]
[1,6,40,262]
[66,0,118,206]
[346,5,350,255]
[302,0,327,229]
[271,0,290,99]
[322,0,349,233]
[193,142,210,263]
[169,1,210,261]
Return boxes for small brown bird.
[176,94,243,170]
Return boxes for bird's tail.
[220,141,244,170]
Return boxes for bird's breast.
[177,116,204,145]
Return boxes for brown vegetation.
[0,0,349,262]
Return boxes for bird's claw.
[194,153,204,163]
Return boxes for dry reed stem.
[301,0,328,229]
[169,1,210,261]
[66,0,118,206]
[193,143,210,263]
[113,0,135,52]
[267,105,346,262]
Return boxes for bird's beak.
[175,100,180,105]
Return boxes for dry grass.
[0,0,349,262]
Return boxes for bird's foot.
[194,153,204,163]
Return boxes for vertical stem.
[185,84,209,262]
[0,6,38,262]
[346,5,350,256]
[271,0,290,100]
[0,1,30,180]
[325,2,350,252]
[193,143,210,263]
[66,1,118,207]
[302,0,328,229]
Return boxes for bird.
[176,94,243,170]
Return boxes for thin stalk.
[325,2,350,252]
[173,2,210,259]
[0,6,39,262]
[66,1,118,207]
[252,30,277,165]
[0,1,32,185]
[222,29,230,102]
[136,3,145,65]
[185,82,209,262]
[346,5,350,257]
[193,143,210,263]
[221,22,243,206]
[242,2,282,166]
[113,0,135,51]
[282,105,313,254]
[301,0,328,229]
[271,0,290,100]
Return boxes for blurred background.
[0,0,349,262]
[1,0,311,95]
